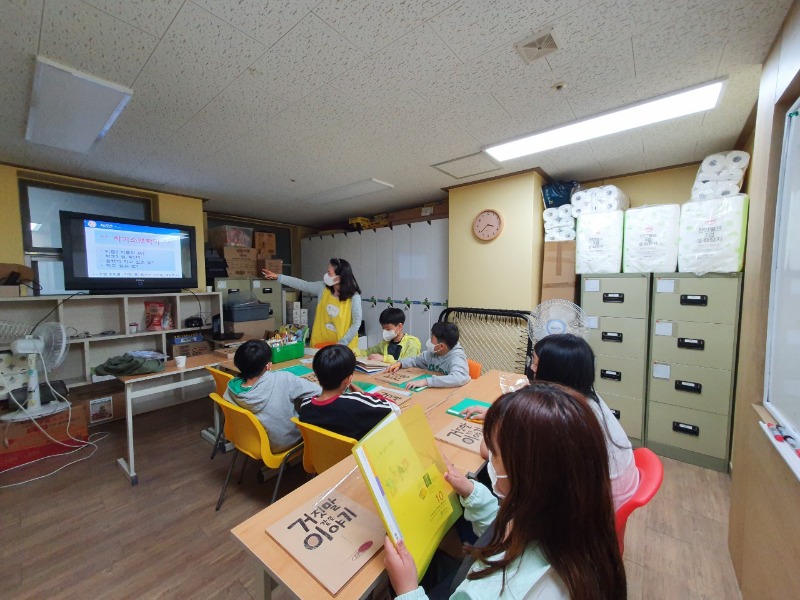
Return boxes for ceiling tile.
[428,0,584,63]
[82,0,184,37]
[244,13,366,104]
[193,0,318,48]
[1,0,42,56]
[193,76,290,135]
[40,0,158,86]
[313,0,455,55]
[269,84,367,143]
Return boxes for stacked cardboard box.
[221,246,257,277]
[285,301,308,325]
[208,225,253,248]
[255,232,276,256]
[540,241,577,302]
[168,340,212,357]
[69,380,126,426]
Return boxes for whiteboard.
[765,105,800,439]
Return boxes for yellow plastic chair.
[210,393,303,510]
[467,359,482,380]
[290,417,357,475]
[206,367,234,459]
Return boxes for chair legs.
[210,410,226,460]
[237,454,249,484]
[216,448,239,511]
[270,444,304,505]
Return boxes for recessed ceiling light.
[485,79,725,162]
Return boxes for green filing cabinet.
[580,274,650,444]
[646,273,742,472]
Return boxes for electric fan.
[528,299,589,344]
[0,320,70,422]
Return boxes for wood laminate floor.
[0,399,741,599]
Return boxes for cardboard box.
[257,258,283,275]
[221,246,257,261]
[0,285,23,297]
[255,232,277,256]
[209,226,253,249]
[168,341,212,357]
[285,301,300,313]
[224,318,276,339]
[0,403,89,470]
[540,241,577,302]
[69,380,128,426]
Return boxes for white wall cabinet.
[300,220,449,349]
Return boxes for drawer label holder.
[600,369,621,381]
[675,380,702,394]
[672,421,700,436]
[680,294,708,306]
[601,331,623,342]
[603,292,624,303]
[677,337,705,350]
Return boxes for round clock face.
[472,209,503,241]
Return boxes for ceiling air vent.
[514,28,559,64]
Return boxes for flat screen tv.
[60,211,198,294]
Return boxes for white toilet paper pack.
[576,211,624,274]
[678,195,749,274]
[623,204,681,273]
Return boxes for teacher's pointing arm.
[273,274,326,297]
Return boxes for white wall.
[300,220,449,348]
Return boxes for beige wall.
[0,165,206,290]
[448,172,544,310]
[728,1,800,598]
[585,163,699,207]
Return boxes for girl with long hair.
[385,383,627,599]
[263,257,362,351]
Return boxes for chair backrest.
[290,417,357,474]
[210,393,287,469]
[467,359,482,380]
[207,367,234,397]
[615,447,664,554]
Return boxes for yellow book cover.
[352,404,462,579]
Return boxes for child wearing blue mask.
[358,307,421,363]
[386,322,470,389]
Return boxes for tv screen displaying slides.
[60,211,197,293]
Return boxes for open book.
[355,358,389,373]
[351,404,462,578]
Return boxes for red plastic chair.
[615,447,664,554]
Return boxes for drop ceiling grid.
[81,0,185,38]
[312,0,456,56]
[40,0,158,87]
[242,12,367,105]
[192,76,290,136]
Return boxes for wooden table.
[231,370,515,600]
[116,354,221,485]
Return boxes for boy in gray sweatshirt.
[224,340,321,453]
[387,322,471,388]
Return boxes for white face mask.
[426,339,438,353]
[487,450,508,499]
[382,328,397,342]
[323,273,338,286]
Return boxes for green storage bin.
[581,274,650,319]
[271,341,304,363]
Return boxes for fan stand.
[0,352,70,423]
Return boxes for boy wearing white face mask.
[358,307,421,363]
[386,322,470,388]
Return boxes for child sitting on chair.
[225,340,321,453]
[298,345,400,440]
[386,322,471,389]
[358,307,421,363]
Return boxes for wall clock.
[472,209,504,241]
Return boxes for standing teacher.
[262,258,362,352]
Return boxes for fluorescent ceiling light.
[485,80,725,162]
[305,178,394,205]
[25,56,132,153]
[30,222,42,232]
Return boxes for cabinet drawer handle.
[600,369,621,381]
[672,421,700,436]
[677,337,705,350]
[675,380,702,394]
[228,288,241,294]
[603,292,624,303]
[680,294,707,306]
[601,331,623,342]
[610,408,621,419]
[262,287,273,294]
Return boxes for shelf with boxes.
[213,277,282,335]
[207,226,284,280]
[0,292,223,387]
[646,273,742,472]
[580,274,651,446]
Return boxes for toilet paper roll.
[571,190,592,207]
[560,228,576,241]
[678,195,749,274]
[720,167,744,183]
[715,181,740,197]
[623,204,681,273]
[557,204,572,218]
[725,150,750,170]
[543,207,559,222]
[700,153,727,173]
[576,211,624,274]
